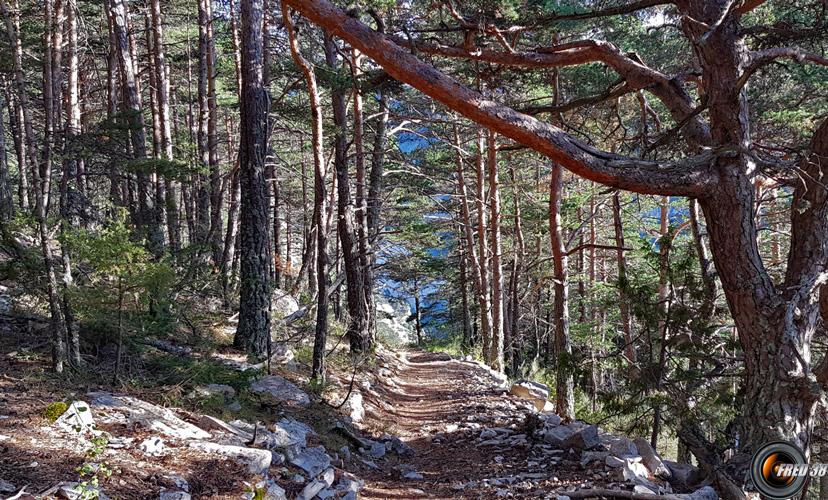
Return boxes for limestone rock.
[0,479,16,493]
[190,384,235,401]
[88,392,210,440]
[198,415,253,440]
[139,436,165,455]
[189,442,272,474]
[250,375,310,407]
[271,289,300,319]
[269,343,294,365]
[291,446,332,477]
[508,380,549,411]
[666,460,705,491]
[159,492,190,500]
[544,424,599,451]
[55,401,95,434]
[633,437,671,479]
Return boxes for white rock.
[191,384,235,400]
[269,343,294,365]
[189,442,272,474]
[271,289,300,319]
[290,446,332,477]
[55,401,95,433]
[250,375,310,407]
[198,415,252,440]
[634,485,656,495]
[342,391,365,423]
[0,479,16,493]
[403,471,424,480]
[89,392,210,440]
[159,491,190,500]
[139,436,165,455]
[509,380,549,411]
[298,480,327,500]
[633,437,672,479]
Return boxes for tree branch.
[389,36,712,147]
[284,0,720,197]
[739,47,828,89]
[538,0,673,22]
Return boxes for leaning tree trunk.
[549,164,574,420]
[233,0,272,357]
[283,5,328,380]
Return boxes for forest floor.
[354,350,607,499]
[0,309,691,499]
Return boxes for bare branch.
[284,0,720,197]
[521,80,635,115]
[735,0,767,15]
[739,47,828,89]
[538,0,673,22]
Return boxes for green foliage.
[43,401,69,422]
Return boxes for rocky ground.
[1,308,717,500]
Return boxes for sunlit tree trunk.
[283,5,327,379]
[487,131,504,372]
[549,164,574,419]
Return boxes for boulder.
[189,442,272,474]
[88,392,210,441]
[633,437,671,479]
[269,343,294,365]
[250,375,310,407]
[508,380,549,411]
[580,451,609,466]
[298,469,335,500]
[605,455,625,468]
[601,434,638,457]
[190,384,235,401]
[55,401,95,434]
[290,446,332,477]
[271,289,300,319]
[544,424,600,451]
[342,391,365,423]
[198,415,253,440]
[666,460,705,491]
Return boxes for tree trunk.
[612,192,637,368]
[234,0,272,357]
[325,35,370,353]
[0,90,12,221]
[283,5,327,380]
[549,164,574,419]
[487,131,504,372]
[474,130,493,364]
[109,0,164,256]
[149,0,180,254]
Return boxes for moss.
[43,401,69,422]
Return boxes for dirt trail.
[359,350,575,499]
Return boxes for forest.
[0,0,827,499]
